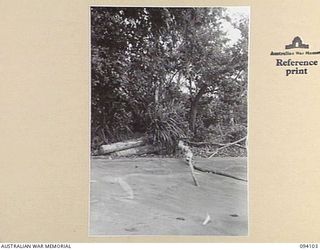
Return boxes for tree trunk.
[110,145,161,157]
[99,137,146,155]
[189,103,198,134]
[189,86,207,134]
[155,86,159,105]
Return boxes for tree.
[90,7,248,151]
[168,8,248,135]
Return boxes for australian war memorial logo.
[285,36,309,49]
[270,36,319,76]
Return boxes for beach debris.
[202,213,211,225]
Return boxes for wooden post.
[178,140,200,187]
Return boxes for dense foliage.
[91,7,248,154]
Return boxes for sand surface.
[90,157,247,236]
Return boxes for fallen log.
[99,137,146,155]
[109,145,161,157]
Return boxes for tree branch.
[208,136,247,158]
[187,141,225,147]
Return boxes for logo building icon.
[285,36,309,49]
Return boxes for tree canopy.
[91,7,248,153]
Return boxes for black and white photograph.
[90,6,249,236]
